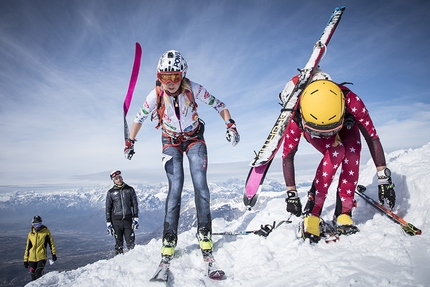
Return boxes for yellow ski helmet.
[299,80,345,138]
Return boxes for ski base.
[149,256,171,282]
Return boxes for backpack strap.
[182,78,198,111]
[152,78,197,130]
[152,81,165,129]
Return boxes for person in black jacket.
[106,170,139,255]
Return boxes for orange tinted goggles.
[157,72,183,84]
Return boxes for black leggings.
[29,260,46,280]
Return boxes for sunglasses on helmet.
[110,170,121,179]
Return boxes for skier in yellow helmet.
[281,68,396,243]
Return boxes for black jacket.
[106,183,139,221]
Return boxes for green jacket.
[24,225,56,262]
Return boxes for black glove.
[52,254,57,261]
[124,138,136,160]
[378,168,396,209]
[286,190,302,217]
[24,262,29,268]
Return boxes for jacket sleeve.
[133,89,157,124]
[342,87,387,167]
[192,81,227,114]
[106,190,113,222]
[281,117,302,187]
[23,234,32,262]
[131,187,139,218]
[47,229,57,256]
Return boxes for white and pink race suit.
[133,80,226,136]
[282,76,387,218]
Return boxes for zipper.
[34,230,38,262]
[173,96,184,133]
[120,186,126,219]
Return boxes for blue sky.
[1,0,429,191]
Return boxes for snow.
[25,143,430,287]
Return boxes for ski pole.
[213,217,293,237]
[213,222,275,237]
[212,231,255,236]
[355,185,422,236]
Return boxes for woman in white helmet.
[282,68,396,243]
[126,50,240,261]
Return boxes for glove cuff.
[225,119,236,128]
[377,168,391,178]
[286,190,298,199]
[377,168,391,184]
[225,119,235,125]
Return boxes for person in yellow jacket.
[23,215,57,281]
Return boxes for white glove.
[132,217,139,230]
[106,222,114,236]
[225,119,240,147]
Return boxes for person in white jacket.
[125,50,240,260]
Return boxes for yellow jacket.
[24,225,56,262]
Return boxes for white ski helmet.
[157,50,188,79]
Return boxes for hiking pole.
[355,185,422,236]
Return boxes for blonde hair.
[181,77,192,92]
[332,133,341,147]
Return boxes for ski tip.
[243,193,258,209]
[209,270,225,280]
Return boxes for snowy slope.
[25,143,430,287]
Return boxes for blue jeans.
[161,134,212,244]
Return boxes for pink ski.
[243,160,273,209]
[244,7,346,209]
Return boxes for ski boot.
[302,215,321,243]
[197,227,213,251]
[160,233,177,258]
[115,245,124,255]
[335,214,359,235]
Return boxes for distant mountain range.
[0,177,290,286]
